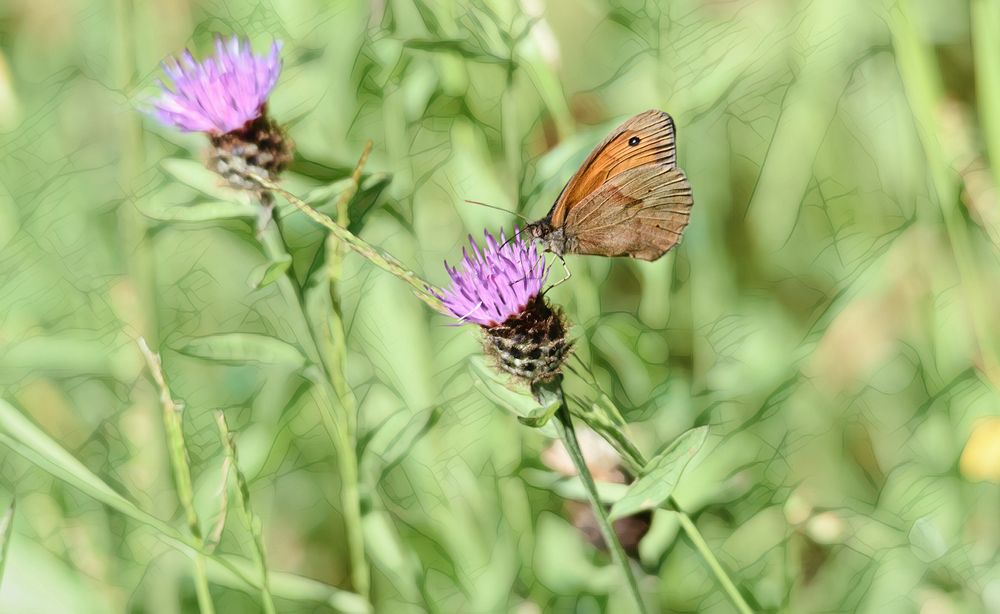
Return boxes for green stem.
[137,339,215,614]
[550,398,647,613]
[257,220,369,600]
[250,175,444,314]
[972,0,1000,186]
[579,413,753,614]
[216,413,277,614]
[889,0,1000,388]
[674,509,752,614]
[192,556,216,614]
[324,143,374,599]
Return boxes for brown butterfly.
[525,109,693,261]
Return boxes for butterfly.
[524,109,693,262]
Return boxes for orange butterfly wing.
[549,109,678,227]
[564,165,693,260]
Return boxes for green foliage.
[1,0,999,612]
[609,426,707,521]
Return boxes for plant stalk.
[548,391,647,613]
[137,338,215,614]
[323,142,374,598]
[585,420,753,614]
[216,413,277,614]
[249,175,444,314]
[257,217,369,600]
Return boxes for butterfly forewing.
[550,109,677,226]
[565,165,693,261]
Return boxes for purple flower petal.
[434,228,548,327]
[146,34,283,134]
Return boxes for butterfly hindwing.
[564,165,693,261]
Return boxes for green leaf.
[404,39,512,66]
[361,405,442,476]
[249,254,293,289]
[175,334,306,368]
[161,158,240,201]
[0,399,177,535]
[137,199,257,223]
[0,400,366,609]
[346,173,391,234]
[609,426,708,520]
[286,156,354,183]
[0,498,14,586]
[0,401,367,608]
[468,358,558,437]
[521,468,627,505]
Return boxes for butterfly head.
[524,220,573,256]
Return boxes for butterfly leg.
[545,254,572,292]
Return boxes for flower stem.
[541,382,646,614]
[216,412,277,614]
[137,338,216,614]
[248,175,445,314]
[257,218,369,601]
[324,143,374,599]
[581,415,753,614]
[673,509,752,614]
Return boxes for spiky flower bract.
[434,229,570,383]
[149,35,282,134]
[146,35,293,195]
[435,228,547,326]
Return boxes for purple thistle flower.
[149,35,282,134]
[434,228,548,327]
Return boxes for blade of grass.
[138,337,215,612]
[0,498,13,589]
[972,0,1000,186]
[324,141,374,599]
[215,412,276,614]
[888,0,1000,388]
[0,398,368,610]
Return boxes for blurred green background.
[2,0,1000,612]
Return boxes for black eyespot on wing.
[628,136,640,146]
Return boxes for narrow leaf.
[249,254,293,289]
[468,358,557,437]
[0,400,177,535]
[138,199,256,223]
[361,405,442,475]
[161,158,240,201]
[0,498,14,587]
[403,39,512,65]
[175,334,306,368]
[0,401,363,607]
[609,426,708,520]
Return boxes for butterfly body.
[525,221,573,256]
[528,109,693,261]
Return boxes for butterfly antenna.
[499,225,529,250]
[464,199,532,223]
